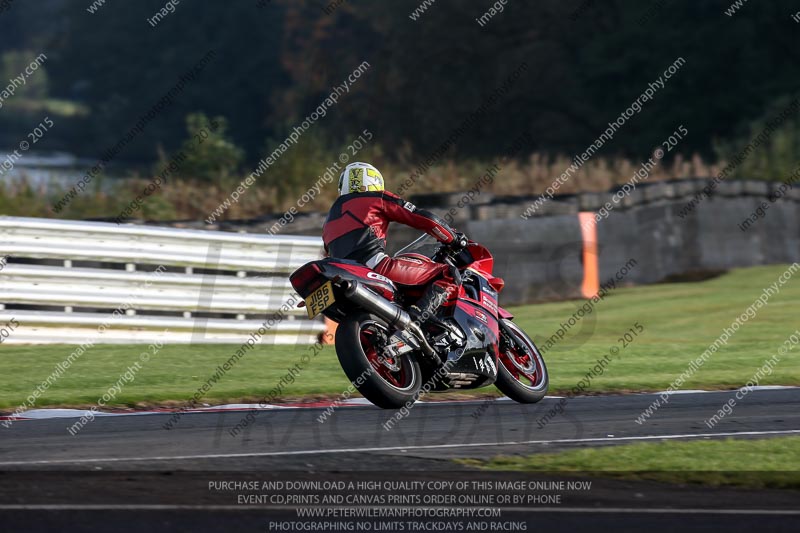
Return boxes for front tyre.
[495,319,549,403]
[335,313,422,409]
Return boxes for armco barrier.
[4,178,796,317]
[0,217,325,344]
[143,177,798,306]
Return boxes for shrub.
[171,113,245,183]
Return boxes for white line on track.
[0,504,798,514]
[5,386,798,422]
[1,429,799,467]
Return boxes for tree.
[171,113,245,183]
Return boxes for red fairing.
[466,242,495,277]
[456,300,499,338]
[335,262,396,300]
[497,307,514,320]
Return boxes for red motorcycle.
[290,233,548,409]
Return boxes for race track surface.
[1,388,799,532]
[2,388,799,468]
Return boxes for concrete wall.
[160,178,800,306]
[392,179,800,304]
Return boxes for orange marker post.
[578,212,599,299]
[321,317,338,344]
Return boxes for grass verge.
[459,436,800,489]
[0,264,798,410]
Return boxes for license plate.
[305,281,335,319]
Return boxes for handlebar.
[435,232,469,267]
[452,232,469,250]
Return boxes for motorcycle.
[289,233,548,409]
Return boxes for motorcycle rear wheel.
[335,313,422,409]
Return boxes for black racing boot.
[408,284,465,361]
[408,284,450,327]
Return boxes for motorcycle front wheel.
[335,313,422,409]
[495,319,549,403]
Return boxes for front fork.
[499,319,530,357]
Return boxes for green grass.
[461,437,800,489]
[0,264,798,409]
[515,263,800,393]
[0,342,344,409]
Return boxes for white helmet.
[337,162,384,196]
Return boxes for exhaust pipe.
[342,280,437,359]
[343,280,411,329]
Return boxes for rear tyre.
[335,313,422,409]
[495,319,548,403]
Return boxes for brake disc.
[378,353,401,372]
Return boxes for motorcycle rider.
[322,162,467,325]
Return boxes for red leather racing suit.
[322,191,457,291]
